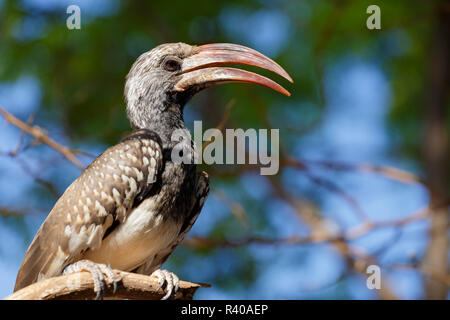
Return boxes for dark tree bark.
[423,0,450,300]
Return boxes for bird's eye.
[163,57,181,72]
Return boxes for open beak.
[174,43,293,96]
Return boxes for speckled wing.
[14,129,163,292]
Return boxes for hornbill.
[14,42,292,299]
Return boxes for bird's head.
[124,42,292,132]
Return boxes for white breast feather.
[81,198,181,272]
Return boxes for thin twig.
[183,205,435,249]
[9,114,35,156]
[202,99,235,151]
[0,106,84,169]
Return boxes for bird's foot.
[151,269,179,300]
[63,260,119,300]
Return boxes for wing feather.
[14,129,163,291]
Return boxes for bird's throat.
[137,103,186,150]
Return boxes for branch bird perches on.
[6,270,209,300]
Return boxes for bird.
[13,42,292,299]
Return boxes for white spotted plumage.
[14,131,164,290]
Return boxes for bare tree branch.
[0,106,84,169]
[5,270,210,300]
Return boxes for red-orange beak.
[174,43,293,96]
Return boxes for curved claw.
[151,269,180,300]
[97,263,120,294]
[63,260,119,299]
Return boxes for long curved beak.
[174,43,293,96]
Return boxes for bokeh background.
[0,0,449,299]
